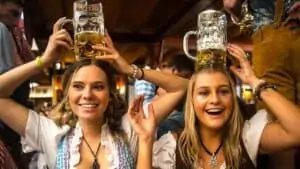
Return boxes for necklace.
[200,140,223,168]
[82,137,101,169]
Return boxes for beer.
[74,31,105,60]
[196,48,226,69]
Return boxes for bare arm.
[0,18,73,136]
[127,96,156,169]
[258,89,300,153]
[94,36,189,125]
[140,69,188,124]
[137,139,153,169]
[228,44,300,153]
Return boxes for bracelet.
[35,56,44,69]
[254,81,277,101]
[139,68,144,80]
[130,64,144,80]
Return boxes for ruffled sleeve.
[152,132,176,169]
[23,110,70,169]
[242,109,271,166]
[69,123,82,167]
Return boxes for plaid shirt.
[134,79,156,105]
[249,0,297,31]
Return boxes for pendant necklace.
[83,137,101,169]
[200,140,223,168]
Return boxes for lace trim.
[69,123,119,168]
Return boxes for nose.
[82,87,93,99]
[209,91,220,104]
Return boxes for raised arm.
[94,36,188,124]
[228,44,300,153]
[127,95,156,169]
[0,18,73,136]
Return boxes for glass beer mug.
[58,0,105,60]
[183,10,227,69]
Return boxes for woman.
[0,18,187,169]
[123,44,300,169]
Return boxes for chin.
[204,120,227,130]
[77,110,101,120]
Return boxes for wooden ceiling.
[23,0,228,49]
[22,0,252,86]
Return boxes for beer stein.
[58,0,105,60]
[183,10,227,69]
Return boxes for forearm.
[142,69,188,93]
[260,89,300,140]
[0,59,42,97]
[137,139,153,169]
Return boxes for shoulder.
[153,132,177,169]
[0,22,9,34]
[242,109,271,166]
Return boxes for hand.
[227,44,260,87]
[283,2,300,29]
[42,18,73,67]
[92,34,132,75]
[127,95,157,141]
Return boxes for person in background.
[0,0,34,168]
[223,0,300,168]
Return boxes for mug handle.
[183,30,197,61]
[57,18,73,31]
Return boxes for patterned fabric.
[134,79,156,104]
[249,0,298,31]
[55,134,70,169]
[9,26,34,63]
[0,139,17,169]
[55,129,134,169]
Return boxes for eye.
[219,88,230,95]
[198,90,209,96]
[93,84,105,90]
[72,84,83,90]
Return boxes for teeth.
[80,104,97,108]
[206,109,222,113]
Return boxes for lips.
[205,108,224,115]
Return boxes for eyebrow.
[71,81,105,85]
[196,84,230,89]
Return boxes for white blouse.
[152,109,271,169]
[22,109,270,169]
[23,110,138,169]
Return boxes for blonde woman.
[122,44,300,169]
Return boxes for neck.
[199,126,223,154]
[79,118,104,140]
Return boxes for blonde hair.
[178,68,244,169]
[49,59,127,136]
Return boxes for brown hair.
[50,59,127,136]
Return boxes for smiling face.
[67,65,110,122]
[192,71,233,131]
